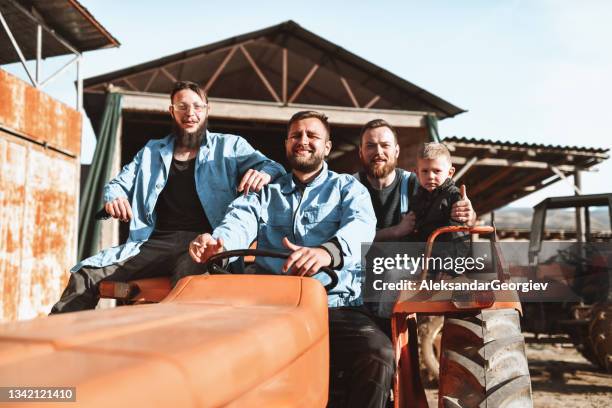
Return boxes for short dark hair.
[287,110,331,139]
[359,119,398,144]
[170,80,208,103]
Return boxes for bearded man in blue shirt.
[50,81,285,314]
[189,111,394,408]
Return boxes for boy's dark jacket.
[408,177,466,244]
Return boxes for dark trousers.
[50,230,206,314]
[328,307,395,408]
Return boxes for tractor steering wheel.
[203,249,339,292]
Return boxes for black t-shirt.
[154,157,212,233]
[360,169,403,230]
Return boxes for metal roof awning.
[0,0,119,64]
[444,136,610,214]
[83,20,464,119]
[534,193,612,210]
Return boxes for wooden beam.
[160,67,177,83]
[96,40,256,87]
[364,95,381,109]
[453,156,478,182]
[288,63,319,104]
[480,171,547,212]
[451,157,577,172]
[122,78,139,92]
[550,165,582,194]
[240,44,281,103]
[340,77,359,108]
[120,92,426,127]
[469,166,515,196]
[204,46,238,93]
[143,69,159,92]
[282,48,288,104]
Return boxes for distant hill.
[483,208,611,233]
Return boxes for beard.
[362,155,396,179]
[287,149,325,173]
[172,117,207,149]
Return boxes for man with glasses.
[50,80,285,314]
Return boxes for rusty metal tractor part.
[391,225,532,408]
[589,302,612,372]
[417,315,443,386]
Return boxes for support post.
[36,24,42,85]
[77,57,83,112]
[574,169,584,243]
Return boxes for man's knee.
[362,329,395,369]
[50,269,100,314]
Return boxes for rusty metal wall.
[0,69,81,322]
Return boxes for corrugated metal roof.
[444,136,609,154]
[83,20,464,119]
[0,0,119,64]
[442,136,609,214]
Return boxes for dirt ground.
[425,342,612,407]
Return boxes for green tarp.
[426,114,441,142]
[77,93,122,261]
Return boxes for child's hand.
[451,185,476,225]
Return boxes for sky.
[4,0,611,208]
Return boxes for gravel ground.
[424,342,612,407]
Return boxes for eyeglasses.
[172,102,208,113]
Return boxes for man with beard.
[50,80,285,314]
[356,119,476,241]
[189,111,394,407]
[355,119,476,320]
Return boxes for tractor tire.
[589,303,612,372]
[418,315,444,386]
[438,308,533,408]
[570,326,599,368]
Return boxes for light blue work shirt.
[212,162,376,307]
[72,131,286,272]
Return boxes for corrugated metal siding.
[0,69,81,156]
[0,70,80,322]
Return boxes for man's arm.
[102,146,145,222]
[331,179,377,264]
[103,146,144,203]
[374,212,416,241]
[233,136,286,194]
[210,192,262,252]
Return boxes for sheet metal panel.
[0,71,80,322]
[0,132,79,321]
[0,69,81,156]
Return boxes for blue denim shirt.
[212,162,376,307]
[72,131,285,272]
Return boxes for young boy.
[408,142,469,247]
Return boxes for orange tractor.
[0,226,532,407]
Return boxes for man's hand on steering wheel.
[281,237,332,277]
[189,233,225,263]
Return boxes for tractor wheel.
[438,308,533,408]
[418,315,444,386]
[570,326,599,368]
[589,303,612,372]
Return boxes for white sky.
[4,0,611,208]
